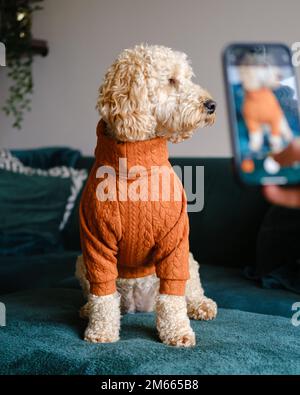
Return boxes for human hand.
[263,139,300,208]
[270,138,300,167]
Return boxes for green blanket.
[0,288,299,375]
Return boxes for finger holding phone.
[263,139,300,208]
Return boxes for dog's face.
[97,44,216,142]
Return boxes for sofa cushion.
[0,150,87,255]
[201,264,298,318]
[0,288,299,375]
[0,251,80,295]
[62,156,94,250]
[170,158,269,267]
[0,169,72,256]
[11,147,81,170]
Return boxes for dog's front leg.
[156,294,195,347]
[186,253,217,321]
[84,292,121,343]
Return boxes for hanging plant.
[0,0,48,129]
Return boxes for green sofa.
[0,152,299,375]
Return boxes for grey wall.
[1,0,300,157]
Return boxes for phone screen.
[224,44,300,185]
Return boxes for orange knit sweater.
[79,120,190,296]
[243,88,284,136]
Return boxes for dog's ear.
[97,57,156,141]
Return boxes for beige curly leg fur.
[75,253,217,346]
[84,293,121,343]
[156,294,195,347]
[155,253,217,347]
[76,256,120,342]
[186,253,217,321]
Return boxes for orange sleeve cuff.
[90,280,117,296]
[159,279,186,296]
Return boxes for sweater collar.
[94,120,170,171]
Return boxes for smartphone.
[223,43,300,185]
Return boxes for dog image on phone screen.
[239,57,293,153]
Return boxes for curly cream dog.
[76,44,217,347]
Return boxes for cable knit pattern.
[80,120,190,296]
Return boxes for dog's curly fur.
[77,44,217,347]
[97,44,215,143]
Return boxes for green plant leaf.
[1,0,45,129]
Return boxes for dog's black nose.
[204,100,216,114]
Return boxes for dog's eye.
[168,78,176,86]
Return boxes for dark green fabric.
[201,264,298,318]
[256,206,300,276]
[0,288,299,375]
[0,251,80,295]
[11,147,83,252]
[0,248,297,319]
[61,194,82,251]
[62,156,94,250]
[171,158,269,268]
[0,169,71,255]
[12,147,81,170]
[245,206,300,294]
[261,265,300,294]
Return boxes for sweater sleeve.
[153,195,190,296]
[79,182,121,296]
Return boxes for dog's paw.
[84,328,119,343]
[187,297,217,321]
[165,330,196,348]
[157,319,196,347]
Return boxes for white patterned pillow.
[0,149,87,230]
